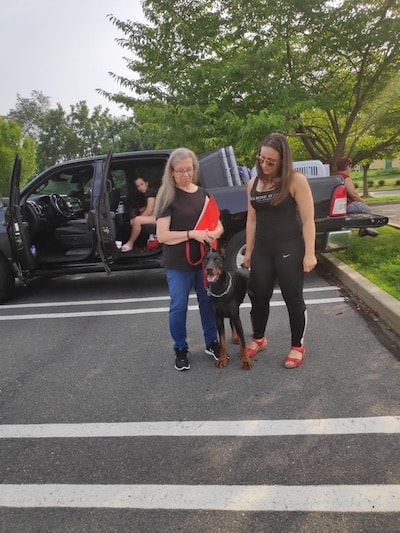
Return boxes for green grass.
[333,226,400,300]
[365,196,400,203]
[351,168,400,191]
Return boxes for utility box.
[293,160,330,178]
[199,146,243,188]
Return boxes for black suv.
[0,148,254,303]
[0,150,180,302]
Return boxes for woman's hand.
[192,220,223,245]
[191,229,215,245]
[243,252,251,269]
[303,253,317,273]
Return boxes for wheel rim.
[235,244,246,268]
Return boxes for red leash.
[185,240,207,288]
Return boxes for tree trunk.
[362,164,370,198]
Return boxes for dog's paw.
[241,359,253,370]
[216,357,229,368]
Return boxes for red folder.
[194,195,220,249]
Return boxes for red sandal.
[246,336,267,358]
[284,346,305,369]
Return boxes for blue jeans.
[166,268,218,351]
[347,201,371,214]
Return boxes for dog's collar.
[207,272,232,298]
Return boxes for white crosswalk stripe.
[1,416,399,438]
[2,483,400,512]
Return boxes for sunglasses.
[256,155,279,167]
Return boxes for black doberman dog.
[205,249,252,370]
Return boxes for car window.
[110,169,127,196]
[30,166,94,199]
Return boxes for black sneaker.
[205,340,220,361]
[175,348,190,371]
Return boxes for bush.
[378,180,385,186]
[368,180,374,187]
[396,180,400,186]
[354,182,358,188]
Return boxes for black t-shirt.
[125,186,157,215]
[145,187,157,201]
[158,187,208,270]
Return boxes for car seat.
[54,180,120,250]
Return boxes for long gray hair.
[154,147,199,217]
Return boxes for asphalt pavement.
[319,201,400,339]
[372,201,400,228]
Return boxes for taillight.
[330,184,347,216]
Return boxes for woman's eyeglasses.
[173,168,194,176]
[256,155,278,167]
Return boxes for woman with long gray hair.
[155,148,224,371]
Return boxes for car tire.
[224,230,246,271]
[0,253,15,303]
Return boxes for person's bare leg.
[121,216,156,252]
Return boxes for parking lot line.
[1,483,399,512]
[0,286,340,310]
[0,297,345,320]
[1,416,399,438]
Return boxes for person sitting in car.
[121,176,157,252]
[336,157,378,237]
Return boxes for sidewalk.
[319,201,400,338]
[371,202,400,228]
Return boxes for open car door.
[6,155,36,282]
[92,149,119,273]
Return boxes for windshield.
[29,166,94,200]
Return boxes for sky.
[0,0,146,117]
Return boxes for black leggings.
[249,237,307,347]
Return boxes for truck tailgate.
[345,213,389,228]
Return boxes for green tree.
[106,0,400,165]
[36,102,146,170]
[63,101,115,158]
[110,116,154,153]
[37,105,70,169]
[7,90,51,140]
[296,0,400,170]
[0,118,36,195]
[6,93,152,173]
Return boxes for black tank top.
[250,178,302,241]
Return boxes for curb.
[318,253,400,338]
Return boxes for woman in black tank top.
[244,133,317,368]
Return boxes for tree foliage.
[0,118,36,195]
[37,101,152,169]
[107,0,400,167]
[37,101,116,168]
[5,84,157,177]
[6,93,151,172]
[7,90,51,140]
